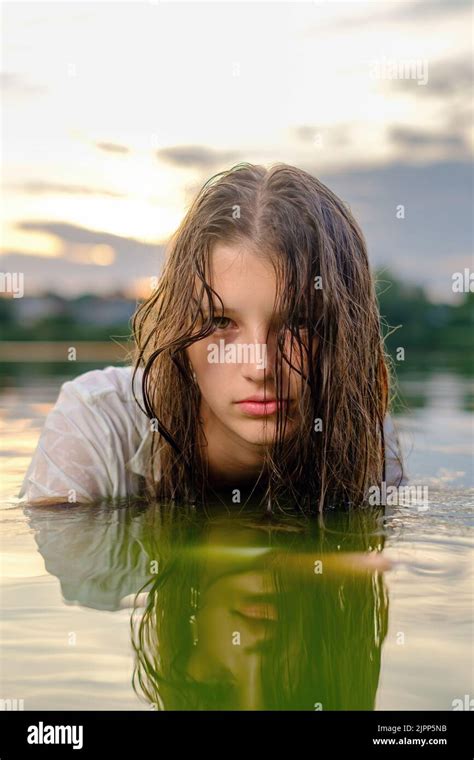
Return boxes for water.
[0,365,472,710]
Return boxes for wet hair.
[130,506,389,710]
[131,162,393,513]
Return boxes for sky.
[1,0,473,301]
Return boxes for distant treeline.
[0,272,473,368]
[375,271,473,355]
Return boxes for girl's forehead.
[208,242,277,279]
[192,243,280,308]
[202,243,315,313]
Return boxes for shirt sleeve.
[384,413,408,487]
[18,376,116,505]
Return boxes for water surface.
[0,365,472,710]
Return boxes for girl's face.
[186,242,315,447]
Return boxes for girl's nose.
[239,325,278,380]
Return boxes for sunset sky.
[1,0,472,300]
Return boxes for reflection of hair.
[131,507,389,710]
[131,162,393,511]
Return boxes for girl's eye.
[211,316,233,331]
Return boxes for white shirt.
[18,364,407,504]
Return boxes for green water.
[0,495,471,711]
[0,366,472,711]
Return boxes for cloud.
[311,158,473,300]
[0,222,166,296]
[391,56,472,97]
[95,141,130,155]
[16,220,94,245]
[389,126,469,154]
[156,145,241,171]
[8,181,125,198]
[2,160,471,302]
[0,249,162,297]
[292,124,352,147]
[383,55,473,158]
[390,0,471,21]
[13,220,162,256]
[323,0,471,30]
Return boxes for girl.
[19,162,406,513]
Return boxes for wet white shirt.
[18,364,407,504]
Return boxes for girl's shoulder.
[18,364,150,504]
[60,363,144,403]
[56,363,148,431]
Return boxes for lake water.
[0,364,472,710]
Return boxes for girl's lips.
[237,400,286,416]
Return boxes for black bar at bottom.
[0,709,471,757]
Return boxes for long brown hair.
[130,505,389,710]
[131,162,391,513]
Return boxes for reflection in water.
[26,500,390,710]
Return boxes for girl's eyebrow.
[201,305,289,319]
[190,296,230,312]
[202,304,236,313]
[199,298,287,313]
[194,297,294,318]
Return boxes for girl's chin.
[233,422,283,445]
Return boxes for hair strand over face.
[131,162,398,514]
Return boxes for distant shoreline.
[0,341,131,362]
